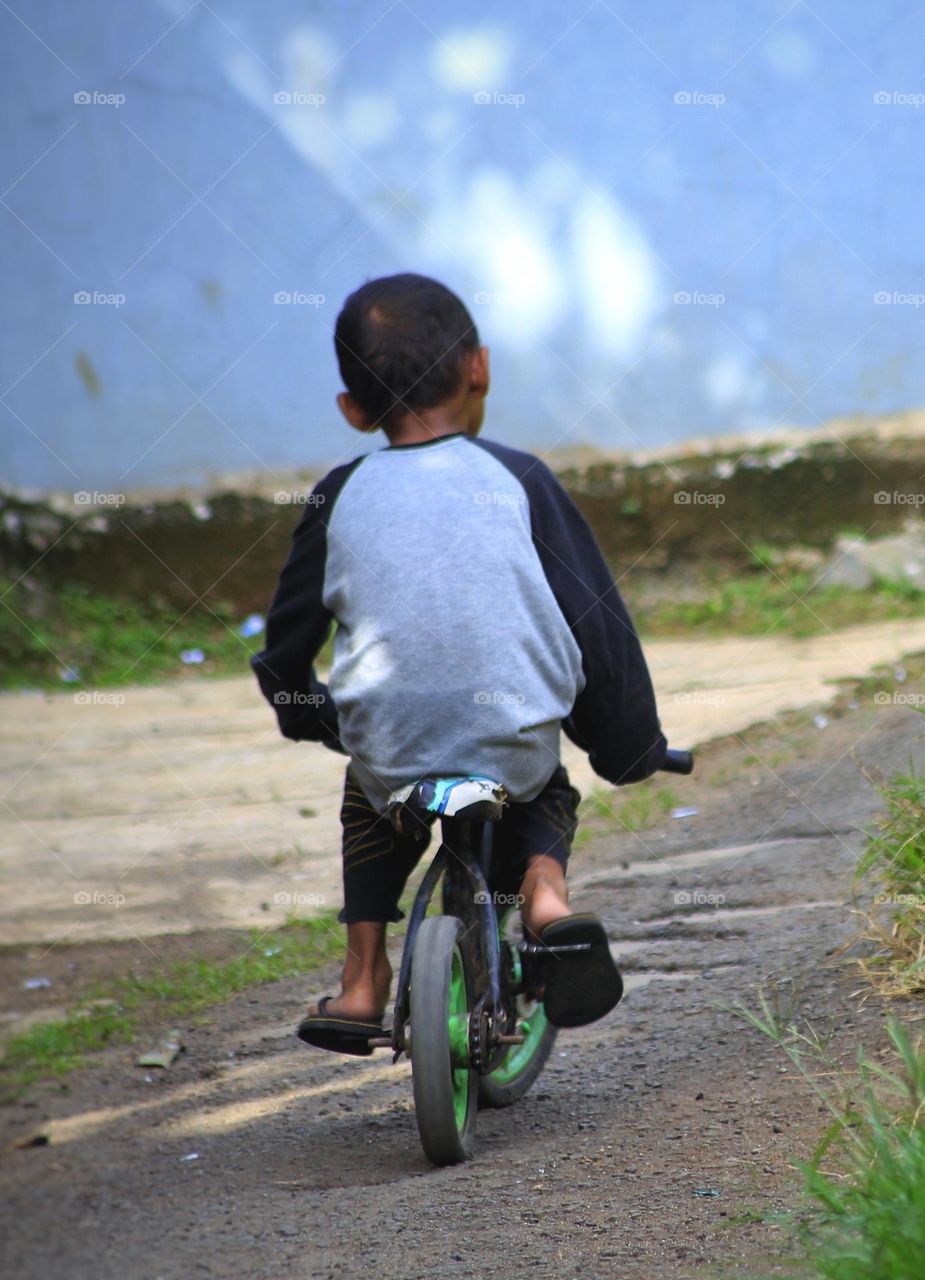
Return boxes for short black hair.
[334,273,479,429]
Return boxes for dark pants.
[338,765,582,924]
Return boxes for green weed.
[853,759,925,998]
[0,913,344,1097]
[735,994,925,1280]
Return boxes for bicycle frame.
[379,747,695,1062]
[389,817,502,1060]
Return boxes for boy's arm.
[250,467,356,753]
[533,465,666,782]
[476,442,666,784]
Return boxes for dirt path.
[2,618,924,947]
[2,690,923,1279]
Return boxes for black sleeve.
[250,462,360,752]
[474,440,666,784]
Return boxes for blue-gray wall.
[1,1,922,489]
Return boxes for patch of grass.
[717,1205,771,1229]
[0,581,259,688]
[0,578,338,690]
[4,563,922,688]
[7,556,925,692]
[637,571,925,639]
[578,781,681,834]
[0,913,344,1098]
[853,757,925,998]
[617,783,681,831]
[580,787,620,822]
[735,994,925,1280]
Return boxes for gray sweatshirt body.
[322,435,584,810]
[253,434,666,811]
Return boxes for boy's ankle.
[519,860,571,938]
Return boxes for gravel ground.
[2,693,923,1280]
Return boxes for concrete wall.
[2,0,923,489]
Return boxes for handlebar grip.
[661,748,694,775]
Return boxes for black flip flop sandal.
[534,914,623,1028]
[297,996,386,1057]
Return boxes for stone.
[815,536,874,590]
[815,526,925,591]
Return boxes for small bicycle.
[364,749,694,1165]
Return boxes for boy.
[252,273,666,1054]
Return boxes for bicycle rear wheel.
[410,914,477,1165]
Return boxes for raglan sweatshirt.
[252,433,666,812]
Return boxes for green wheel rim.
[483,907,552,1086]
[448,947,470,1132]
[488,1004,550,1085]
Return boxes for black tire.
[410,915,477,1165]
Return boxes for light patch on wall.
[433,168,566,348]
[430,26,512,91]
[703,356,750,407]
[525,158,576,207]
[570,192,661,359]
[422,106,462,142]
[763,28,815,78]
[639,144,683,191]
[648,326,684,359]
[227,25,669,371]
[228,49,332,171]
[341,94,401,148]
[286,26,339,92]
[229,35,401,210]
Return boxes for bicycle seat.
[387,776,507,834]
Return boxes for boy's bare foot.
[305,920,392,1022]
[519,853,573,939]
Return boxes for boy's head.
[334,273,489,442]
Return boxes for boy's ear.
[469,346,490,398]
[337,392,377,433]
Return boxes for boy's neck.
[383,409,473,449]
